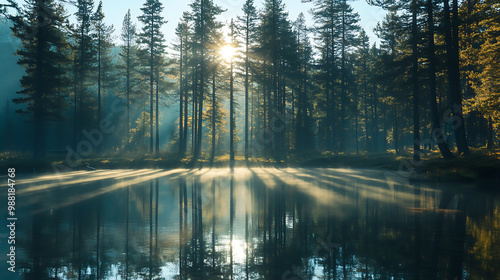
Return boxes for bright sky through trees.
[220,44,236,61]
[59,0,386,47]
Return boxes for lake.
[2,168,499,279]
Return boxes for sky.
[62,0,387,50]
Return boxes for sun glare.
[220,45,236,62]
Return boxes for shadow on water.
[4,168,500,279]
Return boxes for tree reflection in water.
[10,168,500,279]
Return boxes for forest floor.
[1,148,499,185]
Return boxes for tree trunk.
[394,107,399,154]
[192,61,198,154]
[487,116,494,149]
[126,43,130,149]
[34,8,46,159]
[179,38,184,155]
[97,30,102,145]
[155,69,159,156]
[372,82,378,152]
[340,6,346,153]
[245,18,250,161]
[451,0,469,155]
[355,89,359,155]
[230,41,235,167]
[412,0,421,161]
[150,26,154,154]
[428,0,453,159]
[183,70,188,154]
[211,68,216,164]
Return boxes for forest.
[2,1,500,279]
[0,0,499,171]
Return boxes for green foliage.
[8,0,72,158]
[464,0,500,131]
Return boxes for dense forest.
[0,0,499,166]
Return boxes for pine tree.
[259,0,296,160]
[411,0,421,160]
[311,0,342,151]
[311,0,359,152]
[355,29,370,152]
[137,0,166,155]
[374,8,408,154]
[93,0,115,152]
[239,0,257,159]
[73,0,97,148]
[207,19,224,164]
[237,0,258,161]
[464,0,500,149]
[120,9,139,147]
[338,0,360,152]
[188,0,224,158]
[293,12,314,152]
[426,0,453,159]
[229,19,236,167]
[446,0,469,155]
[8,0,71,158]
[175,14,190,155]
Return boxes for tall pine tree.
[137,0,166,155]
[120,9,139,147]
[8,0,71,158]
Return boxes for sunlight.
[230,238,247,264]
[220,44,236,62]
[31,169,189,214]
[18,169,157,195]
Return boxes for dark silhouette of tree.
[426,0,453,159]
[237,0,258,161]
[293,12,314,153]
[188,0,224,158]
[137,0,166,155]
[175,15,190,155]
[311,0,341,151]
[338,0,360,153]
[259,0,296,160]
[229,19,236,167]
[443,0,469,155]
[93,0,115,151]
[355,29,370,152]
[73,0,97,149]
[120,9,139,148]
[8,0,71,158]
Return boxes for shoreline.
[1,151,499,185]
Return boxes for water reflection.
[6,168,500,279]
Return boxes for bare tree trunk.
[211,68,216,164]
[245,17,250,161]
[155,69,159,156]
[412,0,421,161]
[229,21,235,167]
[428,0,453,159]
[487,116,494,149]
[179,38,184,154]
[451,0,469,155]
[150,26,154,154]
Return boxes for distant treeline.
[0,0,498,162]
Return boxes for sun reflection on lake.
[7,168,500,279]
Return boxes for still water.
[2,168,499,280]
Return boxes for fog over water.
[2,168,499,279]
